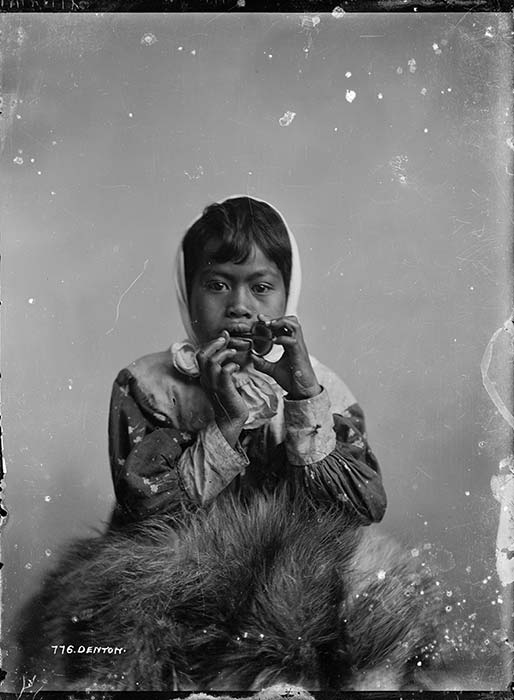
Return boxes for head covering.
[170,195,302,429]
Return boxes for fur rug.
[17,488,442,691]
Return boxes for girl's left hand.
[251,314,322,400]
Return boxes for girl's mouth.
[226,322,275,357]
[228,331,252,339]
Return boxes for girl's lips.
[226,328,253,337]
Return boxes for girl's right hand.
[196,331,249,447]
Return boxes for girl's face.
[189,243,287,353]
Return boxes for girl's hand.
[251,314,322,400]
[196,331,249,446]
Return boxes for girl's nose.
[226,287,253,318]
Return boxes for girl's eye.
[253,284,272,294]
[206,280,228,292]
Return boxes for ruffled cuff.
[178,421,250,505]
[283,387,337,466]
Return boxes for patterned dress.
[107,349,387,529]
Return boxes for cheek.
[266,289,287,316]
[189,293,224,336]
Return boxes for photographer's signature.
[51,644,126,655]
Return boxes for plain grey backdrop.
[1,11,512,689]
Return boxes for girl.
[17,197,441,692]
[107,195,387,528]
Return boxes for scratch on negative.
[106,259,149,335]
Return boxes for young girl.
[107,195,386,528]
[18,197,442,692]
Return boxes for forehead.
[197,243,281,277]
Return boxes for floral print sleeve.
[285,394,386,525]
[108,369,195,526]
[108,369,249,528]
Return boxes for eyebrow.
[201,267,280,280]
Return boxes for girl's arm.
[283,379,387,525]
[108,369,248,526]
[250,317,386,524]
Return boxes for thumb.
[251,355,277,378]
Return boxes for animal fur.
[16,487,442,691]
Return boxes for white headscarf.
[170,195,302,429]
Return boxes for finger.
[197,333,229,364]
[211,348,238,365]
[218,363,241,393]
[251,355,276,377]
[227,337,253,351]
[200,360,222,390]
[219,362,240,378]
[267,317,298,337]
[271,335,298,347]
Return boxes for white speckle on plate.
[25,563,32,570]
[396,66,403,75]
[184,165,204,180]
[51,191,56,196]
[191,49,196,56]
[377,569,386,580]
[45,495,52,502]
[178,46,183,51]
[13,156,23,165]
[30,158,35,163]
[345,71,352,78]
[485,26,494,38]
[332,6,345,17]
[300,15,320,29]
[345,90,356,103]
[16,114,21,120]
[465,490,470,496]
[128,112,133,118]
[140,33,157,46]
[424,128,428,133]
[37,171,42,175]
[45,549,52,557]
[279,110,296,127]
[408,58,417,73]
[377,93,383,100]
[28,298,34,304]
[421,87,427,95]
[433,43,442,55]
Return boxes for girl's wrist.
[288,383,322,401]
[215,416,246,448]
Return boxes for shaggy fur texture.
[17,488,441,691]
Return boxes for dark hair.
[182,197,292,301]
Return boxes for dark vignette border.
[0,2,512,698]
[0,0,513,15]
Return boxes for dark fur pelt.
[17,488,441,691]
